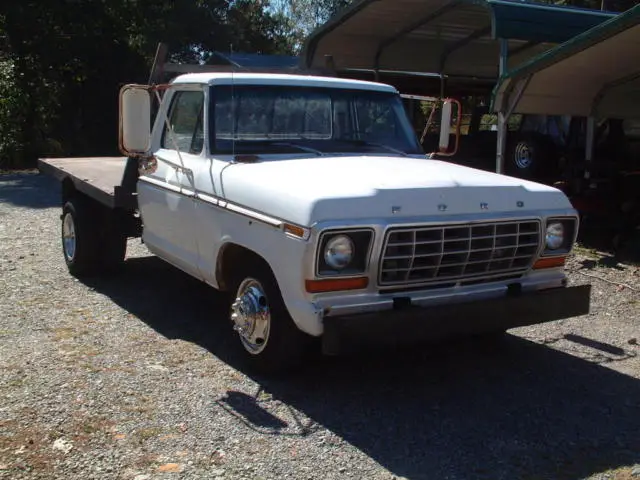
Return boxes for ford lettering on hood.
[219,155,574,226]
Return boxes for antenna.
[219,43,236,199]
[230,43,236,162]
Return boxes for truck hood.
[220,155,573,226]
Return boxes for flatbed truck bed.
[37,156,138,210]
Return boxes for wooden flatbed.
[38,157,139,210]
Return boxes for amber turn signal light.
[284,223,307,239]
[533,256,566,270]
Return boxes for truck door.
[137,88,205,277]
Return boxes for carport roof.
[302,0,616,82]
[492,4,640,119]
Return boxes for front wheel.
[229,261,311,374]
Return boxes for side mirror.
[435,98,462,157]
[119,84,152,156]
[439,100,453,152]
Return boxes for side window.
[161,90,205,154]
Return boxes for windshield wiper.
[338,139,408,157]
[269,142,324,156]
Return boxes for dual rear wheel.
[61,196,126,277]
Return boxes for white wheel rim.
[62,212,76,261]
[514,142,533,169]
[231,278,271,355]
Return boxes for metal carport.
[302,0,617,173]
[303,0,616,94]
[493,4,640,119]
[491,4,640,175]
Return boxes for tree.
[271,0,353,49]
[0,0,295,169]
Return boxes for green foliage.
[0,56,62,170]
[0,0,296,169]
[0,59,23,169]
[0,0,635,169]
[272,0,353,49]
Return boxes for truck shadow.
[0,173,60,209]
[83,255,640,480]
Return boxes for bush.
[0,58,27,170]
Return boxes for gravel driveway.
[1,172,639,480]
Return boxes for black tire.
[229,259,312,374]
[506,133,554,180]
[61,196,126,277]
[101,210,127,272]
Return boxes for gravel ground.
[1,172,639,480]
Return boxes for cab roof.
[170,72,398,93]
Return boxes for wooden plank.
[39,157,128,196]
[38,157,135,209]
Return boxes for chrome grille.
[379,220,541,287]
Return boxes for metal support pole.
[499,39,508,76]
[496,112,508,174]
[409,98,415,124]
[584,116,596,181]
[496,39,509,174]
[324,55,336,74]
[495,76,531,175]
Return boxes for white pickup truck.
[39,71,591,373]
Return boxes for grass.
[572,243,601,260]
[135,427,165,440]
[52,327,89,341]
[6,376,27,389]
[71,415,114,443]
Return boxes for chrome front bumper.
[321,283,591,355]
[315,269,568,318]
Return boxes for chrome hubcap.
[62,212,76,261]
[514,142,533,169]
[231,278,270,355]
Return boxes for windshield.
[210,84,423,156]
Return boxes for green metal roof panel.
[303,0,619,82]
[488,0,617,43]
[491,4,640,117]
[495,4,639,85]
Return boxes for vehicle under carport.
[302,0,618,177]
[492,4,640,248]
[492,3,640,178]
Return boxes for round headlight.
[546,222,565,250]
[324,235,354,270]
